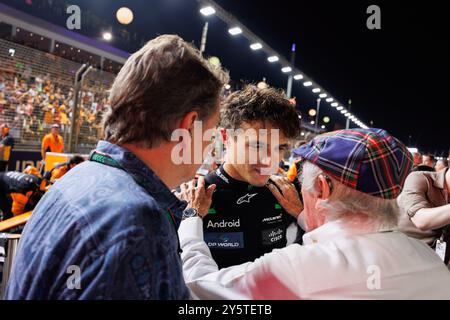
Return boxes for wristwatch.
[182,207,200,220]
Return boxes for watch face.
[183,208,198,219]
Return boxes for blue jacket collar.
[94,141,186,223]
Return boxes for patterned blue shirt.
[5,141,189,300]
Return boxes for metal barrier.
[0,233,20,299]
[0,211,32,233]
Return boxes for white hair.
[300,161,399,230]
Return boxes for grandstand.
[0,2,126,155]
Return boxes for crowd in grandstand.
[0,69,107,146]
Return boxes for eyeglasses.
[320,172,334,195]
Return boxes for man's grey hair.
[300,161,399,230]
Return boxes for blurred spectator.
[422,154,435,168]
[287,141,306,183]
[0,170,44,220]
[398,168,450,265]
[435,158,448,172]
[413,152,422,167]
[41,124,64,160]
[0,124,14,171]
[286,158,303,184]
[43,155,85,183]
[0,65,109,150]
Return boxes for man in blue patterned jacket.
[5,35,228,299]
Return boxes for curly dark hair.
[220,85,301,139]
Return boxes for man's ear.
[317,174,331,200]
[223,130,233,149]
[179,111,198,133]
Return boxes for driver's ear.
[223,130,233,149]
[317,174,331,200]
[220,128,228,143]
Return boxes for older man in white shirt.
[178,128,450,299]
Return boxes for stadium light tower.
[286,43,296,98]
[199,6,216,54]
[200,6,216,16]
[315,98,322,132]
[200,22,209,54]
[250,42,263,50]
[346,99,352,129]
[196,0,369,128]
[228,27,243,35]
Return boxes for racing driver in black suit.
[179,85,305,268]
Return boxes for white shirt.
[178,218,450,300]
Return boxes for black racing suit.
[0,172,43,221]
[203,165,304,268]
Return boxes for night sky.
[2,0,449,154]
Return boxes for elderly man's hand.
[267,175,303,218]
[174,176,216,218]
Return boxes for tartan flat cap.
[293,128,413,199]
